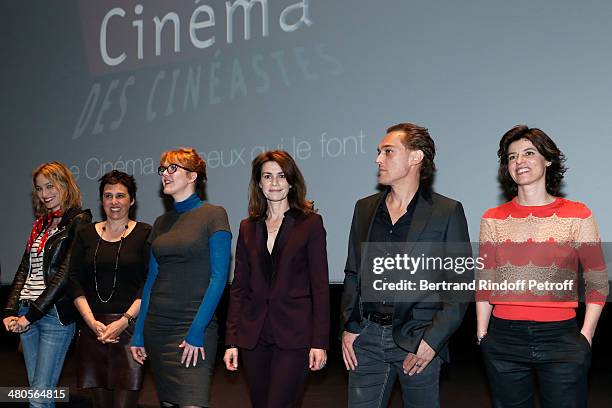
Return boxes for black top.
[258,208,302,284]
[362,188,419,315]
[69,222,151,314]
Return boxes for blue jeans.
[18,305,75,408]
[348,320,442,408]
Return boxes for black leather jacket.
[3,207,92,325]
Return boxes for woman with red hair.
[130,148,231,408]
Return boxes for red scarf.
[27,209,63,254]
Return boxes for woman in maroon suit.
[224,150,330,408]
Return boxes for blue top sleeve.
[131,250,158,347]
[185,230,231,347]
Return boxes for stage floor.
[0,289,610,407]
[0,335,610,407]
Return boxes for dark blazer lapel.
[256,218,266,251]
[255,220,271,282]
[403,188,434,256]
[361,191,387,243]
[270,210,297,280]
[272,213,295,258]
[393,188,434,327]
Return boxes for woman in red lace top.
[476,125,608,408]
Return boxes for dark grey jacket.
[340,187,471,361]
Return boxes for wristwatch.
[122,312,136,325]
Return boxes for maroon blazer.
[226,209,330,350]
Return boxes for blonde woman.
[2,162,91,407]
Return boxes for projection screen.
[2,0,612,284]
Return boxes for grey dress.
[144,204,230,407]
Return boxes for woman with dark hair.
[69,170,151,408]
[476,125,608,408]
[2,161,91,408]
[130,147,231,408]
[224,150,330,408]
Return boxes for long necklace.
[93,222,128,303]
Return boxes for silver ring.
[415,363,422,367]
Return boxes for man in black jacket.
[340,123,470,407]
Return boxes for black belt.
[365,312,393,326]
[19,299,35,307]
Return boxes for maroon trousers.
[241,319,310,408]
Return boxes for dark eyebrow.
[508,147,537,155]
[377,144,395,152]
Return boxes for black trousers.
[481,316,591,408]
